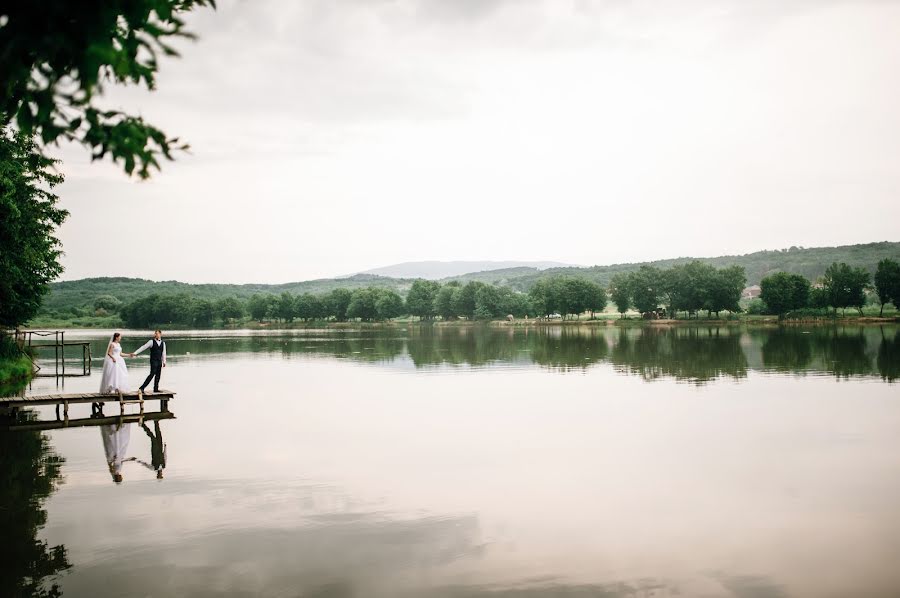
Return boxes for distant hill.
[356,261,575,280]
[39,273,413,313]
[448,241,900,290]
[38,241,900,315]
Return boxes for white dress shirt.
[134,338,166,364]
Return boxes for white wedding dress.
[99,342,130,393]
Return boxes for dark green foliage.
[247,294,275,321]
[216,296,244,321]
[473,285,504,319]
[346,288,377,321]
[1,0,216,178]
[745,298,767,315]
[627,266,662,315]
[822,262,870,315]
[527,279,557,317]
[609,273,631,318]
[92,294,122,313]
[704,265,746,316]
[433,283,461,320]
[294,293,322,321]
[122,293,189,327]
[406,280,440,320]
[322,288,353,322]
[453,281,483,319]
[189,298,214,327]
[809,286,829,310]
[610,262,747,318]
[669,262,715,316]
[276,292,295,322]
[527,277,604,319]
[375,289,404,321]
[0,334,21,360]
[759,272,811,317]
[874,258,900,316]
[0,129,68,327]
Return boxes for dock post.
[61,331,65,378]
[63,401,69,425]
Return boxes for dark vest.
[150,339,165,362]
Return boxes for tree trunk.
[880,303,884,317]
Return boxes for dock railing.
[4,329,92,377]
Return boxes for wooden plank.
[0,390,175,407]
[4,410,176,432]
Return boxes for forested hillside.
[36,241,900,321]
[39,274,412,313]
[449,242,900,290]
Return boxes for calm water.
[3,325,899,598]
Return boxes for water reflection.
[610,327,748,383]
[0,421,70,598]
[65,324,898,384]
[877,329,900,382]
[3,325,899,596]
[99,422,130,483]
[136,420,167,479]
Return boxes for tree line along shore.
[24,259,900,330]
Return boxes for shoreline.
[19,315,900,333]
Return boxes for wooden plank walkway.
[0,389,175,407]
[4,410,175,432]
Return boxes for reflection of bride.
[100,422,131,483]
[99,332,131,393]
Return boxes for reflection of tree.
[0,418,70,597]
[96,324,895,383]
[610,327,748,383]
[529,328,609,371]
[810,328,873,379]
[406,327,521,368]
[877,327,899,383]
[761,329,813,372]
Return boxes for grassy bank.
[0,354,34,393]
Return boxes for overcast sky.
[53,0,900,283]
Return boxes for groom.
[134,329,166,393]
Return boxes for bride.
[99,332,133,393]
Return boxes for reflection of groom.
[134,329,166,393]
[137,420,167,479]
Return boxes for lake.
[2,324,899,598]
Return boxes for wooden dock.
[0,389,175,408]
[6,329,93,377]
[0,389,176,424]
[5,410,175,432]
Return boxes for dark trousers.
[141,360,162,391]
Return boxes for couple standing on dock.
[99,330,167,394]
